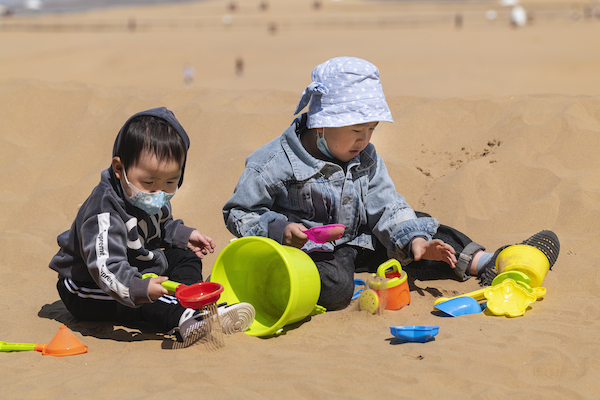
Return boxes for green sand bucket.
[210,237,322,337]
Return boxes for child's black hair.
[114,115,186,172]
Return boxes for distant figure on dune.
[235,57,244,76]
[509,5,527,27]
[268,22,278,34]
[25,0,42,11]
[183,64,194,88]
[128,18,137,32]
[454,13,463,29]
[222,14,233,26]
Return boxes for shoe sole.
[520,230,560,269]
[179,319,209,348]
[219,303,255,335]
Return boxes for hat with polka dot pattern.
[294,57,393,129]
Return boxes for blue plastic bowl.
[390,326,439,342]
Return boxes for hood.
[112,107,190,187]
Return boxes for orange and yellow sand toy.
[366,259,411,311]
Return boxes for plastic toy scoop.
[302,224,345,244]
[143,273,223,309]
[433,297,485,317]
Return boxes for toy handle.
[376,259,402,278]
[351,278,366,300]
[141,273,182,292]
[0,342,45,352]
[310,305,327,316]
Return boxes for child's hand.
[148,276,169,301]
[187,229,216,259]
[411,237,457,268]
[283,223,309,248]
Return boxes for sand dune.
[1,0,600,399]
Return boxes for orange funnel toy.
[0,325,88,357]
[42,326,88,356]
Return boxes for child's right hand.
[283,223,309,248]
[148,276,169,301]
[411,237,457,268]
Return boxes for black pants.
[57,247,203,332]
[309,212,474,311]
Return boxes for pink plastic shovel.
[302,224,345,244]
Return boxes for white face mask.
[121,169,177,215]
[316,128,335,159]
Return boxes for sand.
[1,0,599,398]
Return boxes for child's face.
[113,150,182,195]
[321,122,379,162]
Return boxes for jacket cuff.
[129,276,152,305]
[391,217,438,249]
[173,224,195,249]
[268,219,290,244]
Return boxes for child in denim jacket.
[223,57,559,311]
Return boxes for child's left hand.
[187,230,216,259]
[411,237,457,268]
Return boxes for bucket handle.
[310,305,327,316]
[376,259,402,278]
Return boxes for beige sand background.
[1,0,599,398]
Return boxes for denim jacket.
[223,114,439,265]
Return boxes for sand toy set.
[433,243,552,318]
[361,235,558,343]
[2,227,559,351]
[351,256,436,344]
